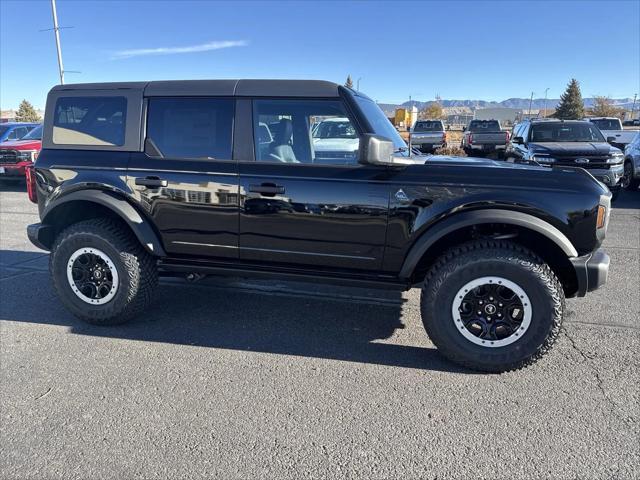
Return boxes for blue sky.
[1,0,638,109]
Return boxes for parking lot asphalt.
[1,183,639,480]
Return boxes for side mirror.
[359,134,394,165]
[606,136,616,143]
[514,136,525,145]
[462,126,466,132]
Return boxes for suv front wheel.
[50,218,158,325]
[421,240,564,372]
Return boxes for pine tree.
[554,79,585,119]
[15,100,41,122]
[344,75,354,89]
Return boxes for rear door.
[236,98,391,271]
[128,97,239,259]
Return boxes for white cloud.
[111,40,248,59]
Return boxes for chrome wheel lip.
[66,247,119,305]
[451,276,532,348]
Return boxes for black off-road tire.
[420,240,564,373]
[50,218,158,325]
[622,160,639,191]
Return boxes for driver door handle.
[135,176,168,188]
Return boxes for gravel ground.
[1,183,639,479]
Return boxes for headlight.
[532,154,556,164]
[16,150,38,161]
[607,152,624,164]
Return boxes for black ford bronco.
[27,80,611,372]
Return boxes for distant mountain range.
[378,98,636,115]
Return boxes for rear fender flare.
[42,189,166,256]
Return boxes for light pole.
[543,88,550,118]
[51,0,65,84]
[632,93,638,120]
[528,91,535,118]
[356,77,362,91]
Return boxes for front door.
[128,97,239,259]
[237,98,391,271]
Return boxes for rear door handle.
[249,183,285,196]
[135,176,168,188]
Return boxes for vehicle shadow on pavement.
[0,250,470,373]
[612,189,640,209]
[0,181,26,193]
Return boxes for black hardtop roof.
[50,79,341,97]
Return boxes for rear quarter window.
[53,96,127,146]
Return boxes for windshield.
[468,120,501,132]
[590,119,621,131]
[21,125,42,140]
[530,123,605,143]
[353,95,407,152]
[413,121,443,132]
[0,126,8,137]
[313,119,357,139]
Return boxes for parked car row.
[405,115,638,199]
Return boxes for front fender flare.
[399,209,578,279]
[42,189,166,256]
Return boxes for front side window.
[146,97,234,159]
[253,99,359,165]
[53,96,127,146]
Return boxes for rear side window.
[53,96,127,146]
[146,97,234,159]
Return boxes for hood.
[312,138,359,151]
[528,142,614,156]
[423,155,537,169]
[0,139,42,150]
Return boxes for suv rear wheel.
[50,218,158,325]
[622,160,639,190]
[421,240,564,372]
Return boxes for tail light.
[468,134,473,144]
[505,131,511,142]
[443,132,447,142]
[25,165,37,203]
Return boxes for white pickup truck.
[587,117,636,151]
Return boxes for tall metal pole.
[543,88,549,118]
[51,0,64,84]
[356,77,361,91]
[632,93,638,119]
[528,91,534,118]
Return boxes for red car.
[0,124,42,181]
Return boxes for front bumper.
[0,161,30,177]
[587,164,624,188]
[27,223,54,251]
[570,249,610,297]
